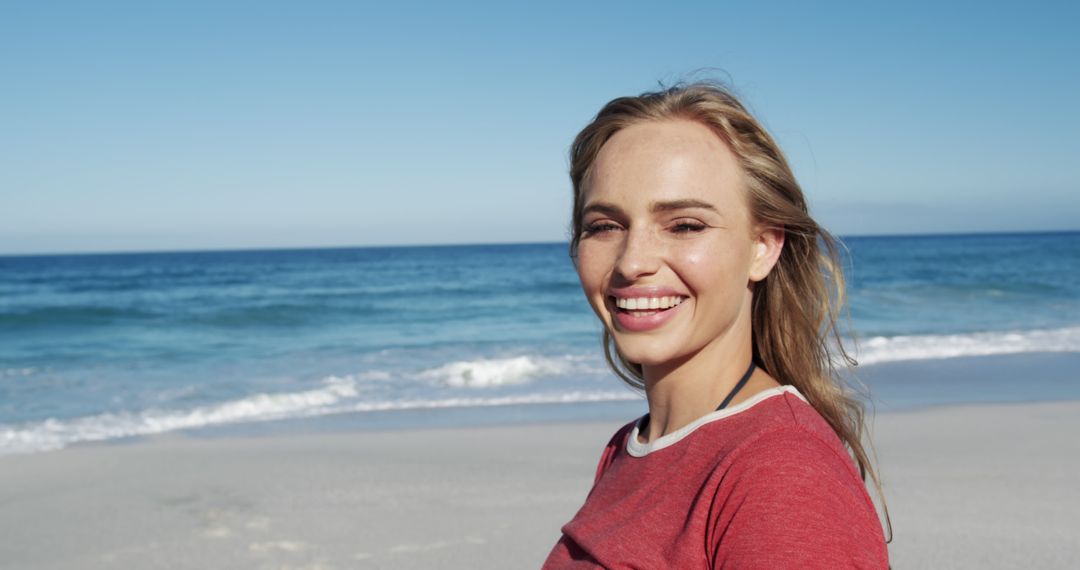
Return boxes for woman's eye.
[583,222,622,234]
[672,221,707,234]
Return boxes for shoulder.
[708,396,889,568]
[722,424,864,503]
[727,392,862,480]
[718,393,872,518]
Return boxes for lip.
[606,287,689,333]
[608,285,687,299]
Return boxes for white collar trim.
[626,385,808,457]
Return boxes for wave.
[852,326,1080,365]
[0,374,635,456]
[417,355,578,388]
[0,376,358,456]
[6,328,1079,456]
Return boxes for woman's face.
[574,119,781,368]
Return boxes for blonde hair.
[568,81,891,543]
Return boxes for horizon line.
[2,227,1078,258]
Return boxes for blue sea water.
[1,232,1079,455]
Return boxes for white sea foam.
[0,356,621,456]
[417,355,574,388]
[0,376,359,456]
[852,326,1080,365]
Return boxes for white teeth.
[615,296,686,310]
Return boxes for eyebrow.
[581,199,720,216]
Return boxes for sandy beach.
[2,355,1079,569]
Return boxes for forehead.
[585,119,747,214]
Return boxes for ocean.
[2,231,1078,455]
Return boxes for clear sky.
[2,1,1077,255]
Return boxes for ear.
[749,226,785,282]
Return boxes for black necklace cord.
[715,361,757,411]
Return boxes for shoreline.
[2,399,1079,568]
[1,352,1078,568]
[6,350,1077,458]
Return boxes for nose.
[614,227,662,282]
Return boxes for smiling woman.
[576,119,783,369]
[543,83,892,569]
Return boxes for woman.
[542,82,891,569]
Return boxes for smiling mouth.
[610,295,687,316]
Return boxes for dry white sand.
[2,400,1079,569]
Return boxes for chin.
[610,337,681,368]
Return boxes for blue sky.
[2,1,1077,254]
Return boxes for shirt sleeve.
[709,428,889,569]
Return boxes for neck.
[639,324,754,444]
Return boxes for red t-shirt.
[542,386,889,569]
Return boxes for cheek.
[676,242,721,288]
[575,241,610,273]
[575,259,612,323]
[574,250,606,295]
[678,240,750,292]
